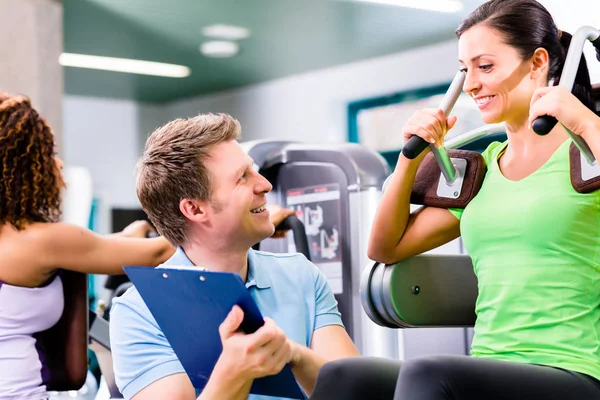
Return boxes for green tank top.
[450,139,600,380]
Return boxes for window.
[348,83,504,169]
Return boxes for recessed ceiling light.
[352,0,463,13]
[202,24,251,40]
[200,41,239,58]
[58,53,190,78]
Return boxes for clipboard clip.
[157,265,209,279]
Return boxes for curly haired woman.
[0,93,175,399]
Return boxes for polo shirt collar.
[162,247,271,290]
[246,249,271,290]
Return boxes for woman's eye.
[459,67,467,73]
[479,64,493,71]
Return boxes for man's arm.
[131,367,252,400]
[287,259,360,396]
[113,302,290,400]
[110,296,198,400]
[197,361,253,400]
[289,325,360,395]
[131,374,196,400]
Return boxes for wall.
[0,0,63,151]
[62,95,168,233]
[64,20,600,234]
[62,0,600,229]
[62,39,462,235]
[165,0,600,142]
[539,0,600,84]
[166,40,460,144]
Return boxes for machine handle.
[532,26,598,164]
[531,115,558,136]
[402,71,466,160]
[277,215,311,261]
[401,136,430,160]
[252,215,312,261]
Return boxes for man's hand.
[216,305,292,381]
[285,326,360,396]
[287,339,303,368]
[267,205,296,239]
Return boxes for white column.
[0,0,63,152]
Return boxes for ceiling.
[62,0,485,103]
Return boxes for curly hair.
[0,93,61,229]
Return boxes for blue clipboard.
[124,266,305,399]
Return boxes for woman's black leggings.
[310,355,600,400]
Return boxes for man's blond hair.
[136,113,241,245]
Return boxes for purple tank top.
[0,275,64,399]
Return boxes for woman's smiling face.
[458,24,543,126]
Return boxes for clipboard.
[123,266,305,399]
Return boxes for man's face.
[203,140,275,248]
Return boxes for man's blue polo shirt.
[110,248,344,399]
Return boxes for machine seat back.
[36,270,88,391]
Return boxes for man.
[110,113,359,400]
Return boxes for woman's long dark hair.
[456,0,596,112]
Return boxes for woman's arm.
[367,109,461,264]
[368,165,461,264]
[582,119,600,162]
[39,222,175,275]
[529,85,600,161]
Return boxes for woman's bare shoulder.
[0,222,62,286]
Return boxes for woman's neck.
[504,116,569,158]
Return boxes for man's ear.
[179,198,210,223]
[530,47,550,81]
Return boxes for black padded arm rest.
[36,271,88,391]
[382,254,478,327]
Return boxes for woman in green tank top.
[375,0,600,398]
[313,1,600,399]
